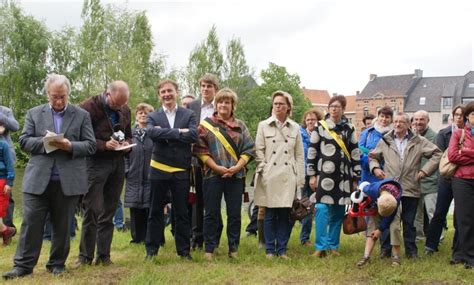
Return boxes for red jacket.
[448,125,474,179]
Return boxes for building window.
[391,105,397,113]
[363,107,369,116]
[469,83,474,88]
[442,114,450,125]
[462,98,474,104]
[442,97,453,109]
[419,97,426,105]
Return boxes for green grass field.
[2,168,473,284]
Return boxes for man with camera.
[75,80,132,267]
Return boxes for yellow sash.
[150,159,186,173]
[200,120,239,161]
[319,120,351,161]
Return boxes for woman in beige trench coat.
[253,91,305,259]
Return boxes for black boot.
[257,219,265,248]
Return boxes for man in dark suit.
[76,81,132,267]
[186,73,222,250]
[3,74,96,279]
[145,79,197,259]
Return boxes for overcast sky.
[20,0,474,95]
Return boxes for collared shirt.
[272,115,290,129]
[49,104,68,133]
[49,104,67,181]
[200,99,214,122]
[162,105,177,128]
[394,132,409,161]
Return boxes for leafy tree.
[238,63,311,136]
[0,1,49,118]
[184,25,224,96]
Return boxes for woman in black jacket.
[425,105,465,256]
[124,103,154,243]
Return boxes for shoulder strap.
[319,120,351,160]
[201,118,239,161]
[459,128,465,145]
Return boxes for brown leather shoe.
[312,250,326,258]
[2,227,16,246]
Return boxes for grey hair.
[414,110,430,121]
[395,112,410,123]
[45,74,71,95]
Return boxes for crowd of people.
[0,72,473,280]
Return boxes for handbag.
[290,197,315,221]
[439,129,465,178]
[342,214,367,235]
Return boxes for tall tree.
[76,0,107,99]
[238,63,311,136]
[0,1,49,117]
[223,38,253,94]
[184,25,224,96]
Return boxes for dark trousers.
[426,176,457,251]
[264,207,291,256]
[246,205,258,234]
[13,181,79,271]
[452,178,474,265]
[4,194,15,228]
[401,196,419,256]
[203,176,243,253]
[192,166,204,246]
[43,211,77,240]
[79,158,125,261]
[146,178,190,256]
[130,208,149,243]
[299,178,313,243]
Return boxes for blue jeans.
[203,176,243,253]
[426,176,457,251]
[314,203,345,251]
[113,199,124,229]
[299,179,313,243]
[401,196,419,256]
[264,208,291,255]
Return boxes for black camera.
[112,124,125,143]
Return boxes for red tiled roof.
[345,95,356,112]
[302,88,330,105]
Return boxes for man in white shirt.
[186,74,222,250]
[145,79,197,259]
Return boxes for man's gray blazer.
[19,103,96,196]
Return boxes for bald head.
[106,80,129,111]
[413,110,430,134]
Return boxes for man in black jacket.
[145,79,197,259]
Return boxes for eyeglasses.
[329,105,342,109]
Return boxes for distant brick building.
[356,70,474,133]
[302,88,357,126]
